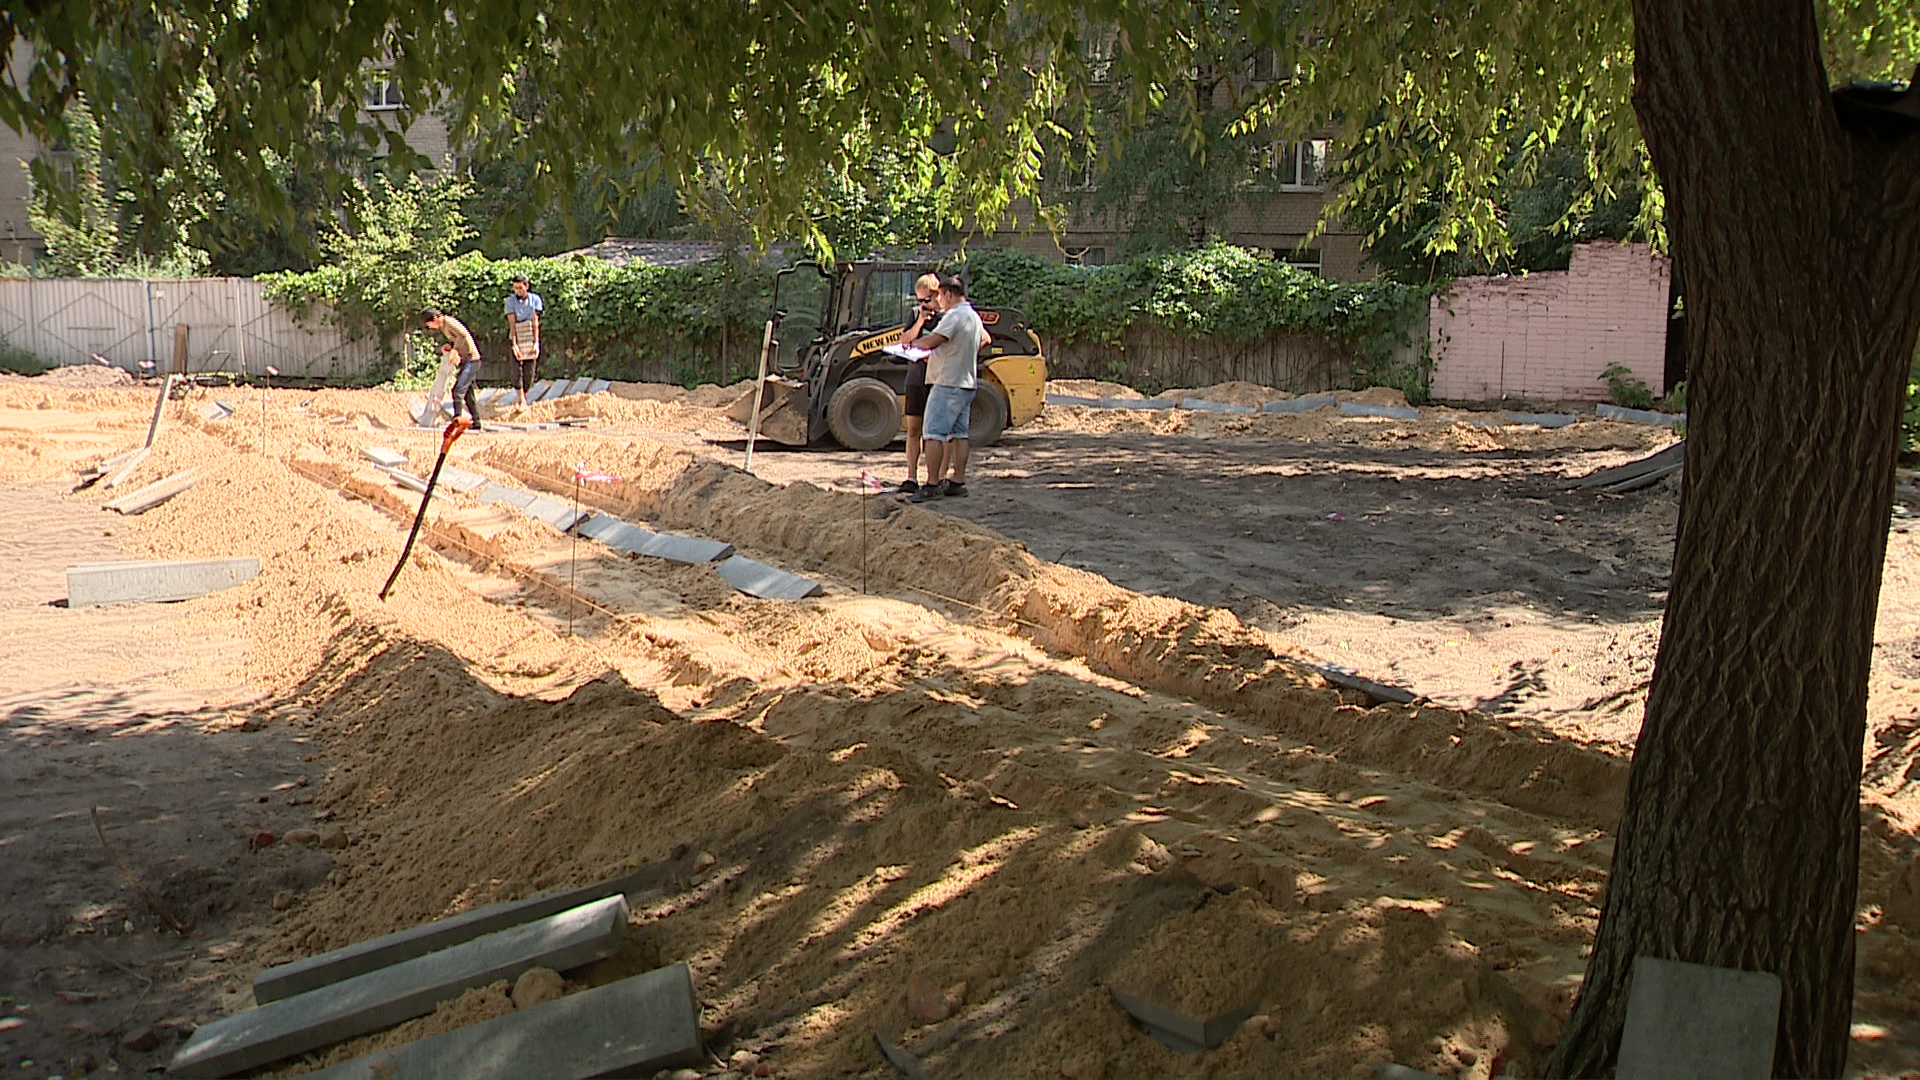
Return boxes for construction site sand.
[3,379,1918,1078]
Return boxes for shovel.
[379,417,469,600]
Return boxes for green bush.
[957,245,1431,380]
[265,240,1426,389]
[1905,357,1920,458]
[0,340,46,375]
[1600,361,1656,410]
[265,250,775,384]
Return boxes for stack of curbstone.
[166,885,703,1079]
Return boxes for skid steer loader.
[726,260,1047,450]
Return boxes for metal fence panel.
[0,277,384,381]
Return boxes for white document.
[882,343,932,361]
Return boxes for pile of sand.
[33,363,136,388]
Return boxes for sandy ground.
[0,482,332,1076]
[0,375,1916,1079]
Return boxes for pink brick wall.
[1430,242,1671,403]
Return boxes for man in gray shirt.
[902,274,984,502]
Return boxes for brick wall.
[1429,242,1671,403]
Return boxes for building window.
[364,72,404,112]
[1085,30,1117,84]
[1269,139,1330,190]
[1065,154,1098,191]
[1249,46,1277,82]
[1068,247,1107,266]
[1276,246,1323,276]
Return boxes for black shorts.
[904,380,930,419]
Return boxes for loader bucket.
[726,375,811,446]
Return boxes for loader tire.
[826,377,904,450]
[970,379,1010,447]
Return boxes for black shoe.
[908,483,945,503]
[942,480,968,498]
[895,479,919,494]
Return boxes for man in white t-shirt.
[902,274,984,502]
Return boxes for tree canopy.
[7,3,1910,262]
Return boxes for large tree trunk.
[1547,2,1920,1077]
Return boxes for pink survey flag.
[266,365,281,376]
[574,465,623,484]
[859,469,887,491]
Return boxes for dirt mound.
[252,607,1558,1079]
[1161,380,1292,408]
[1048,378,1145,400]
[473,434,1632,825]
[34,363,136,388]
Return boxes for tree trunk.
[1548,2,1920,1077]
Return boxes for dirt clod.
[510,967,565,1009]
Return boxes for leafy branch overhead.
[3,2,1915,265]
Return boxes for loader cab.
[771,260,928,374]
[770,262,833,373]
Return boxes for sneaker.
[908,483,945,503]
[895,479,920,495]
[942,480,968,498]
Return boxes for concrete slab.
[1596,403,1684,426]
[874,1032,927,1079]
[522,495,587,533]
[362,447,408,469]
[716,555,824,600]
[68,557,259,608]
[1180,398,1257,414]
[1301,662,1417,705]
[477,484,536,509]
[636,532,735,565]
[101,448,150,489]
[436,467,487,493]
[1108,986,1255,1053]
[105,468,203,515]
[1045,394,1103,408]
[1101,397,1174,410]
[1615,955,1781,1079]
[255,876,659,1004]
[1339,402,1422,420]
[1506,411,1578,428]
[533,380,568,403]
[168,896,628,1077]
[1261,395,1337,414]
[586,378,611,395]
[303,962,701,1080]
[525,380,552,401]
[385,468,429,494]
[1570,442,1686,491]
[577,515,661,553]
[199,401,234,421]
[1373,1064,1440,1079]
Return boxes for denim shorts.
[923,384,974,441]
